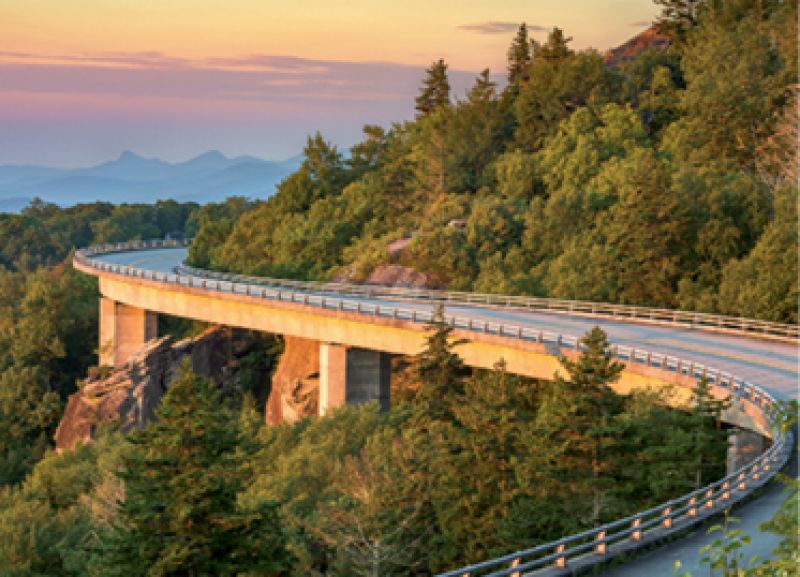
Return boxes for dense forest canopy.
[0,0,796,575]
[186,0,797,324]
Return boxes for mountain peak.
[195,150,228,161]
[118,150,146,162]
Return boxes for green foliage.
[93,363,292,577]
[603,151,689,307]
[190,2,796,324]
[506,23,533,86]
[718,186,798,323]
[537,327,626,525]
[242,403,389,573]
[0,196,229,488]
[699,513,755,576]
[415,59,451,117]
[0,431,127,576]
[411,306,469,422]
[186,198,254,268]
[0,265,98,485]
[514,45,617,151]
[662,1,792,169]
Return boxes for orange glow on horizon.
[1,0,659,71]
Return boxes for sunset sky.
[0,0,659,166]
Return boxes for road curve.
[91,246,798,576]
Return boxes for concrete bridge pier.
[319,343,391,416]
[99,297,158,368]
[727,429,768,474]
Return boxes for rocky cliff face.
[265,336,320,425]
[54,326,265,450]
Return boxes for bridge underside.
[93,274,771,437]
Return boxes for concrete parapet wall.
[89,270,763,433]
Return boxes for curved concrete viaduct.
[74,242,797,577]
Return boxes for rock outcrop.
[365,264,443,289]
[54,326,265,450]
[604,24,671,68]
[265,336,320,425]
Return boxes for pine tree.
[507,23,532,85]
[445,362,524,562]
[415,59,451,117]
[655,0,705,35]
[92,362,292,577]
[467,69,497,104]
[536,27,574,62]
[538,327,626,525]
[373,305,472,573]
[411,305,469,422]
[686,377,730,488]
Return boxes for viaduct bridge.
[74,240,798,577]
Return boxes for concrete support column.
[319,343,390,416]
[727,429,768,474]
[99,297,158,368]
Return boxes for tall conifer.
[93,363,292,577]
[507,23,532,86]
[415,59,451,117]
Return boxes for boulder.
[365,264,443,289]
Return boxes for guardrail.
[78,238,799,341]
[181,266,798,344]
[74,239,794,577]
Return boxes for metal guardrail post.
[661,508,672,528]
[594,531,607,555]
[554,544,566,568]
[688,496,698,517]
[631,518,642,541]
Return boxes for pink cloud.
[0,50,503,165]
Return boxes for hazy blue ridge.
[0,150,303,211]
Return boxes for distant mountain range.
[0,150,303,212]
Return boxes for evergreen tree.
[535,27,574,62]
[513,49,611,151]
[92,363,292,577]
[655,0,705,34]
[468,69,497,104]
[445,362,524,562]
[349,125,389,176]
[685,377,730,489]
[415,59,451,117]
[506,23,532,85]
[604,152,689,307]
[371,306,473,573]
[411,305,469,422]
[411,107,451,195]
[538,327,626,525]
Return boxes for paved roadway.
[95,247,799,576]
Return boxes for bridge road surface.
[95,248,799,575]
